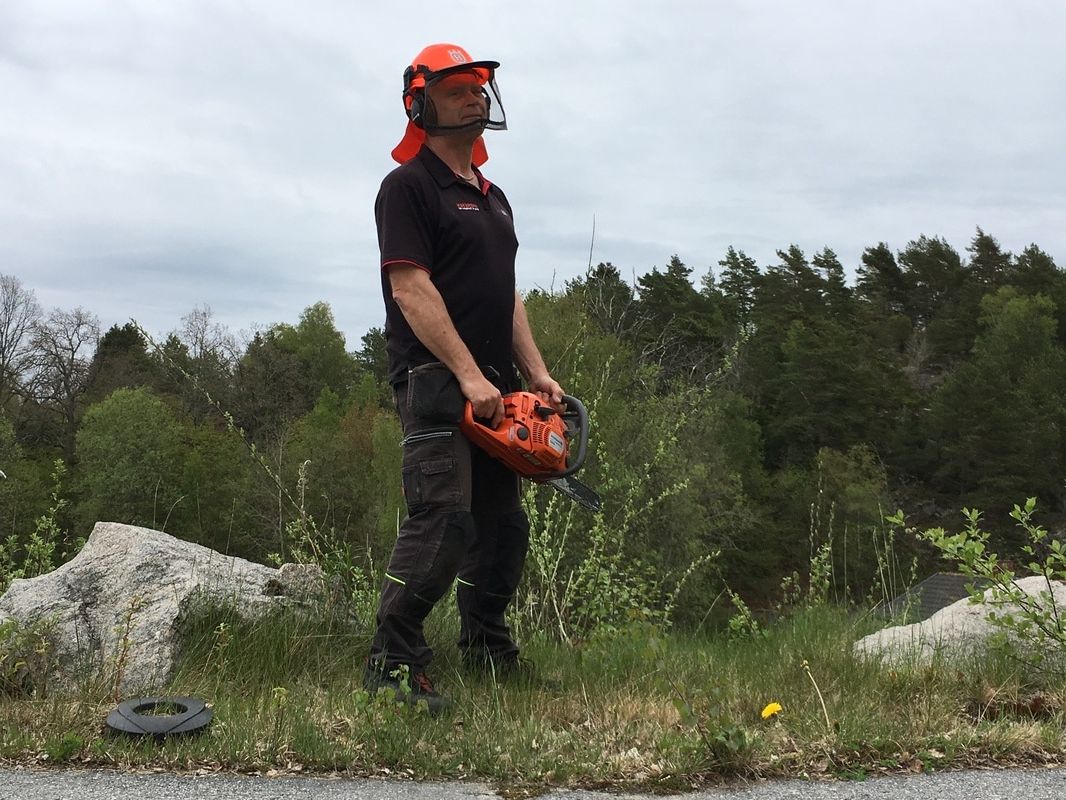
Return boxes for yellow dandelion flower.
[761,701,783,719]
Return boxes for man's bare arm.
[388,263,504,425]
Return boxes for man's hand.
[460,373,505,428]
[528,373,564,411]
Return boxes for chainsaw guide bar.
[546,475,602,512]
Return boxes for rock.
[855,575,1066,663]
[0,522,349,694]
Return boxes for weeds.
[0,616,55,696]
[110,594,144,701]
[0,460,71,594]
[725,588,765,640]
[904,498,1066,673]
[521,357,713,641]
[801,659,833,735]
[869,506,920,613]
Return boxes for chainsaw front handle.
[554,394,590,479]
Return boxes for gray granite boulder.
[855,574,1066,663]
[0,521,347,693]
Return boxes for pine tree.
[717,247,761,324]
[856,242,909,314]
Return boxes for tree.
[1008,244,1061,296]
[285,389,388,546]
[179,422,258,555]
[85,323,161,403]
[896,236,970,365]
[768,245,824,317]
[179,305,238,366]
[569,262,637,337]
[0,414,30,538]
[856,242,909,314]
[717,247,761,325]
[924,228,1013,364]
[27,307,100,460]
[271,301,360,402]
[897,235,964,327]
[966,227,1011,289]
[232,302,355,441]
[74,387,187,531]
[924,289,1066,513]
[0,275,41,414]
[742,246,829,413]
[854,244,913,354]
[632,255,724,383]
[233,331,305,441]
[355,326,389,385]
[1007,245,1066,346]
[811,248,852,320]
[172,305,238,419]
[760,317,906,467]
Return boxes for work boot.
[363,662,452,716]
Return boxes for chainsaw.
[459,392,602,512]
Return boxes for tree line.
[1,227,1064,615]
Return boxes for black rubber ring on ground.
[105,696,214,738]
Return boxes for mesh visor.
[424,66,506,133]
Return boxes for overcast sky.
[2,1,1063,348]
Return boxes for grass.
[1,602,1064,792]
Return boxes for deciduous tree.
[27,308,100,460]
[74,387,186,531]
[0,275,41,414]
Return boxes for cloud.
[3,1,1065,348]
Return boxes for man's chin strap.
[423,118,489,137]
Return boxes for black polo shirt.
[376,145,520,387]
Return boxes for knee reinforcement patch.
[409,510,476,604]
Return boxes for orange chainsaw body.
[459,391,570,479]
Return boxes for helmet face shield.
[420,66,506,135]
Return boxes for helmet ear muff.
[402,65,426,128]
[407,91,425,128]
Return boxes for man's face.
[425,72,487,130]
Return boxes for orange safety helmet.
[391,43,507,166]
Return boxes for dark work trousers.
[368,385,530,672]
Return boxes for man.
[366,43,563,713]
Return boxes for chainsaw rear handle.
[554,394,590,479]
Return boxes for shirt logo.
[456,202,480,212]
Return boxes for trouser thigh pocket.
[403,457,459,514]
[400,428,465,516]
[407,362,464,424]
